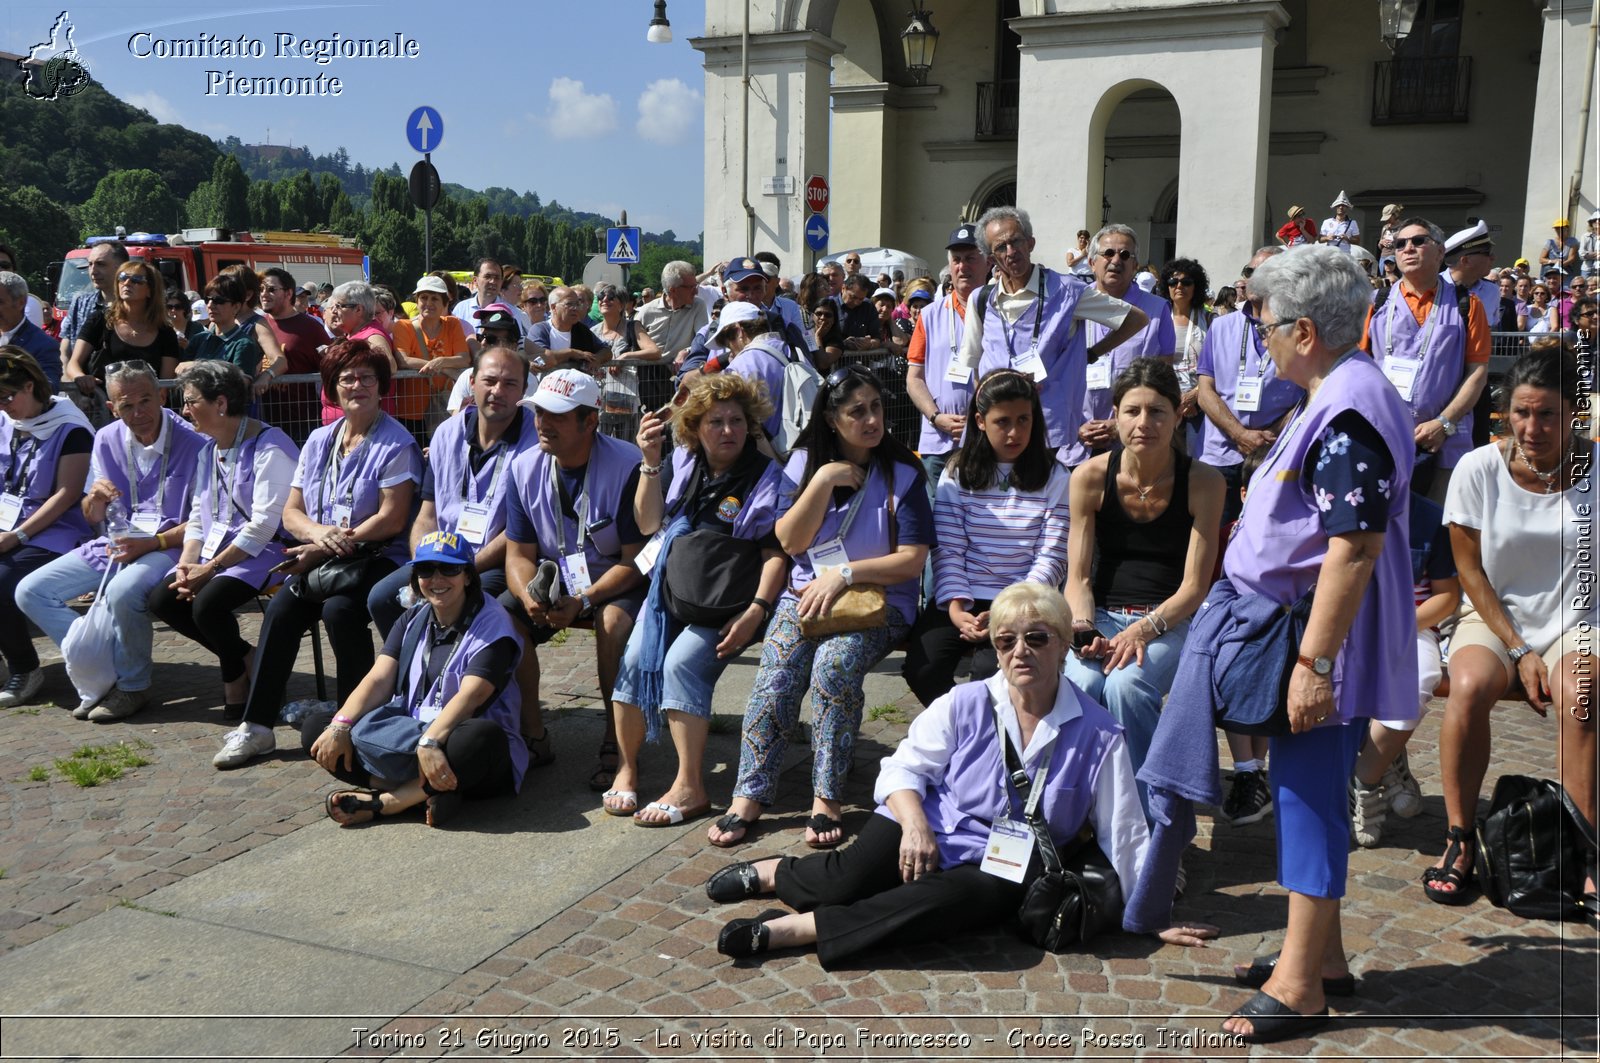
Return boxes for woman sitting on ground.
[148,361,299,718]
[706,581,1215,965]
[606,372,788,826]
[309,531,525,827]
[902,369,1069,706]
[1063,358,1224,813]
[1427,343,1596,907]
[709,364,933,851]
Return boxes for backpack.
[1475,775,1598,922]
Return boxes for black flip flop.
[1227,989,1331,1045]
[804,813,845,850]
[325,789,383,826]
[709,812,757,848]
[1234,951,1357,996]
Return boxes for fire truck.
[49,228,368,324]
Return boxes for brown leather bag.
[797,480,895,639]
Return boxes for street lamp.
[901,3,939,85]
[647,0,673,44]
[1377,0,1419,53]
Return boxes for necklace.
[1126,466,1172,502]
[1513,436,1570,494]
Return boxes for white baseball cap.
[531,368,601,413]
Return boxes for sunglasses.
[1167,277,1195,287]
[117,273,150,285]
[523,297,548,306]
[1393,235,1434,250]
[204,296,234,305]
[414,562,466,578]
[824,364,876,392]
[1097,249,1136,262]
[993,630,1054,654]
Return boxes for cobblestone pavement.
[1,624,1595,1060]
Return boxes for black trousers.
[0,546,59,673]
[148,573,261,681]
[774,813,1027,969]
[299,709,515,799]
[241,560,397,728]
[901,597,999,708]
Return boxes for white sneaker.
[1384,749,1424,818]
[88,687,148,723]
[1350,776,1387,848]
[213,724,275,769]
[73,694,103,720]
[0,670,44,708]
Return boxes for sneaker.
[1384,749,1424,818]
[212,724,275,769]
[1223,769,1273,826]
[527,559,560,608]
[73,695,102,720]
[87,687,148,723]
[0,670,44,708]
[1350,776,1387,848]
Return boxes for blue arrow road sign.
[406,106,443,153]
[804,213,829,251]
[606,226,642,265]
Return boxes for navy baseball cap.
[723,258,765,283]
[946,223,980,250]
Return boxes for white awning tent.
[817,247,934,285]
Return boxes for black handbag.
[658,459,764,626]
[295,542,386,600]
[992,702,1124,951]
[1476,775,1599,922]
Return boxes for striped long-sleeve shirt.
[932,461,1072,607]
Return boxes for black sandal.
[587,739,620,793]
[325,789,384,826]
[709,812,757,848]
[1421,825,1477,905]
[804,813,846,850]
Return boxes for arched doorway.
[1098,84,1181,270]
[965,170,1017,222]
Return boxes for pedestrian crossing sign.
[606,226,642,264]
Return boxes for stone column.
[1521,0,1599,260]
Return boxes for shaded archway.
[1095,82,1182,269]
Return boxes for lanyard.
[1237,319,1262,377]
[1384,284,1440,362]
[212,418,249,526]
[124,420,171,512]
[321,415,380,522]
[550,459,591,555]
[991,701,1057,822]
[833,464,875,541]
[4,434,39,496]
[416,616,476,710]
[460,413,513,507]
[998,268,1046,364]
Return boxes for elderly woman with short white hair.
[318,280,397,427]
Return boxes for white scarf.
[12,395,94,441]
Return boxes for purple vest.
[398,595,527,791]
[726,334,789,441]
[298,413,421,564]
[1079,285,1178,426]
[428,407,538,547]
[1368,277,1474,469]
[665,445,785,539]
[194,424,299,587]
[75,410,207,573]
[1225,353,1417,725]
[915,294,974,455]
[781,449,924,622]
[875,677,1121,870]
[1195,309,1305,468]
[508,432,642,585]
[0,406,92,555]
[976,268,1089,452]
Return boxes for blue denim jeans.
[1061,606,1191,818]
[15,549,176,691]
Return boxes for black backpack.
[1475,775,1598,921]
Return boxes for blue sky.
[2,2,709,236]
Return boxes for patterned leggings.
[732,597,910,806]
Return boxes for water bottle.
[105,499,131,539]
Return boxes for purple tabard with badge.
[916,295,973,456]
[192,424,298,587]
[1078,285,1178,424]
[0,411,92,556]
[428,407,537,548]
[297,412,421,564]
[507,432,642,588]
[75,409,207,573]
[1368,275,1474,469]
[1194,310,1305,468]
[975,268,1089,453]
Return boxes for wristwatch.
[1296,653,1334,676]
[417,736,442,750]
[838,564,855,587]
[13,529,30,546]
[578,591,594,617]
[1507,643,1534,663]
[1437,415,1457,437]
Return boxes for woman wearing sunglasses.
[708,363,933,850]
[705,581,1214,965]
[64,258,181,391]
[307,531,526,828]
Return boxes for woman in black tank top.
[1062,359,1226,815]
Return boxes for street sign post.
[406,106,443,154]
[605,226,642,265]
[805,174,829,214]
[408,159,441,211]
[804,213,829,252]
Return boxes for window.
[1373,0,1469,124]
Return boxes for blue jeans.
[1061,606,1191,818]
[15,549,176,691]
[613,619,737,720]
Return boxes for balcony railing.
[976,79,1019,139]
[1372,55,1471,125]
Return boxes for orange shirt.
[390,316,470,419]
[1358,281,1490,365]
[906,290,968,366]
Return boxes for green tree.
[277,171,317,230]
[0,184,80,292]
[77,169,180,240]
[212,155,250,231]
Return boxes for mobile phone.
[1072,628,1104,652]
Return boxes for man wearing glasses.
[637,261,718,371]
[58,241,128,369]
[453,257,531,340]
[1072,223,1177,463]
[1359,217,1490,502]
[1195,246,1302,526]
[0,271,61,386]
[258,268,328,376]
[949,205,1150,462]
[527,287,607,371]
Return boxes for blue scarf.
[632,514,692,741]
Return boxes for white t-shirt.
[1320,217,1360,253]
[1444,440,1599,654]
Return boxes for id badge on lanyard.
[1383,358,1420,402]
[1007,274,1048,381]
[807,536,849,571]
[979,818,1033,883]
[634,529,665,576]
[0,492,22,532]
[456,502,492,546]
[1085,357,1112,391]
[558,551,591,594]
[201,523,226,561]
[130,510,161,535]
[1236,376,1264,412]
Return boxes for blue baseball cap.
[723,257,765,283]
[411,530,474,568]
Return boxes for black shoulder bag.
[1476,775,1599,922]
[995,704,1124,951]
[661,459,765,626]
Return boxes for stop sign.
[805,174,829,214]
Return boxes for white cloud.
[124,91,180,124]
[635,78,701,146]
[545,77,617,139]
